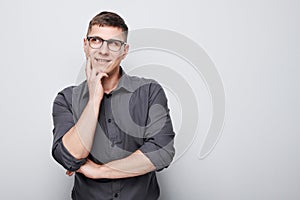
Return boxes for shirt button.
[108,119,112,123]
[114,193,119,198]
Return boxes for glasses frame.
[86,36,127,52]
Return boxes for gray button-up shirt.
[52,68,175,200]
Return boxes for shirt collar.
[114,67,136,93]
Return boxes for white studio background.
[0,0,299,200]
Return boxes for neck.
[102,66,121,94]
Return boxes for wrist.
[95,164,106,179]
[88,95,102,104]
[87,98,102,111]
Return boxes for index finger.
[85,57,92,79]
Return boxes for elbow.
[159,141,175,169]
[52,141,86,171]
[159,146,175,169]
[145,144,175,171]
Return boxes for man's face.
[84,25,128,75]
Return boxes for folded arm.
[76,150,155,179]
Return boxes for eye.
[108,40,122,47]
[90,37,102,44]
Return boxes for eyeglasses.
[87,36,126,52]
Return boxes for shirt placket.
[104,93,122,199]
[104,93,119,147]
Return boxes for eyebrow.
[88,35,125,42]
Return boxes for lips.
[95,58,111,63]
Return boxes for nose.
[98,41,110,55]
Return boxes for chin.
[92,63,109,72]
[92,63,120,76]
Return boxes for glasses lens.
[89,37,103,49]
[88,37,124,51]
[107,40,123,51]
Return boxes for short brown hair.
[87,11,128,41]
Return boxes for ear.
[83,38,88,58]
[121,44,129,60]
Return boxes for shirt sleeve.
[51,87,86,171]
[139,82,175,171]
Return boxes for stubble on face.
[85,26,127,76]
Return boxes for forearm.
[79,150,156,179]
[62,100,101,159]
[103,150,156,179]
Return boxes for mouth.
[95,58,111,63]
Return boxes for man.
[52,11,175,200]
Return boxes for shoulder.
[53,81,86,106]
[124,74,167,103]
[54,86,75,105]
[124,74,162,92]
[126,74,158,85]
